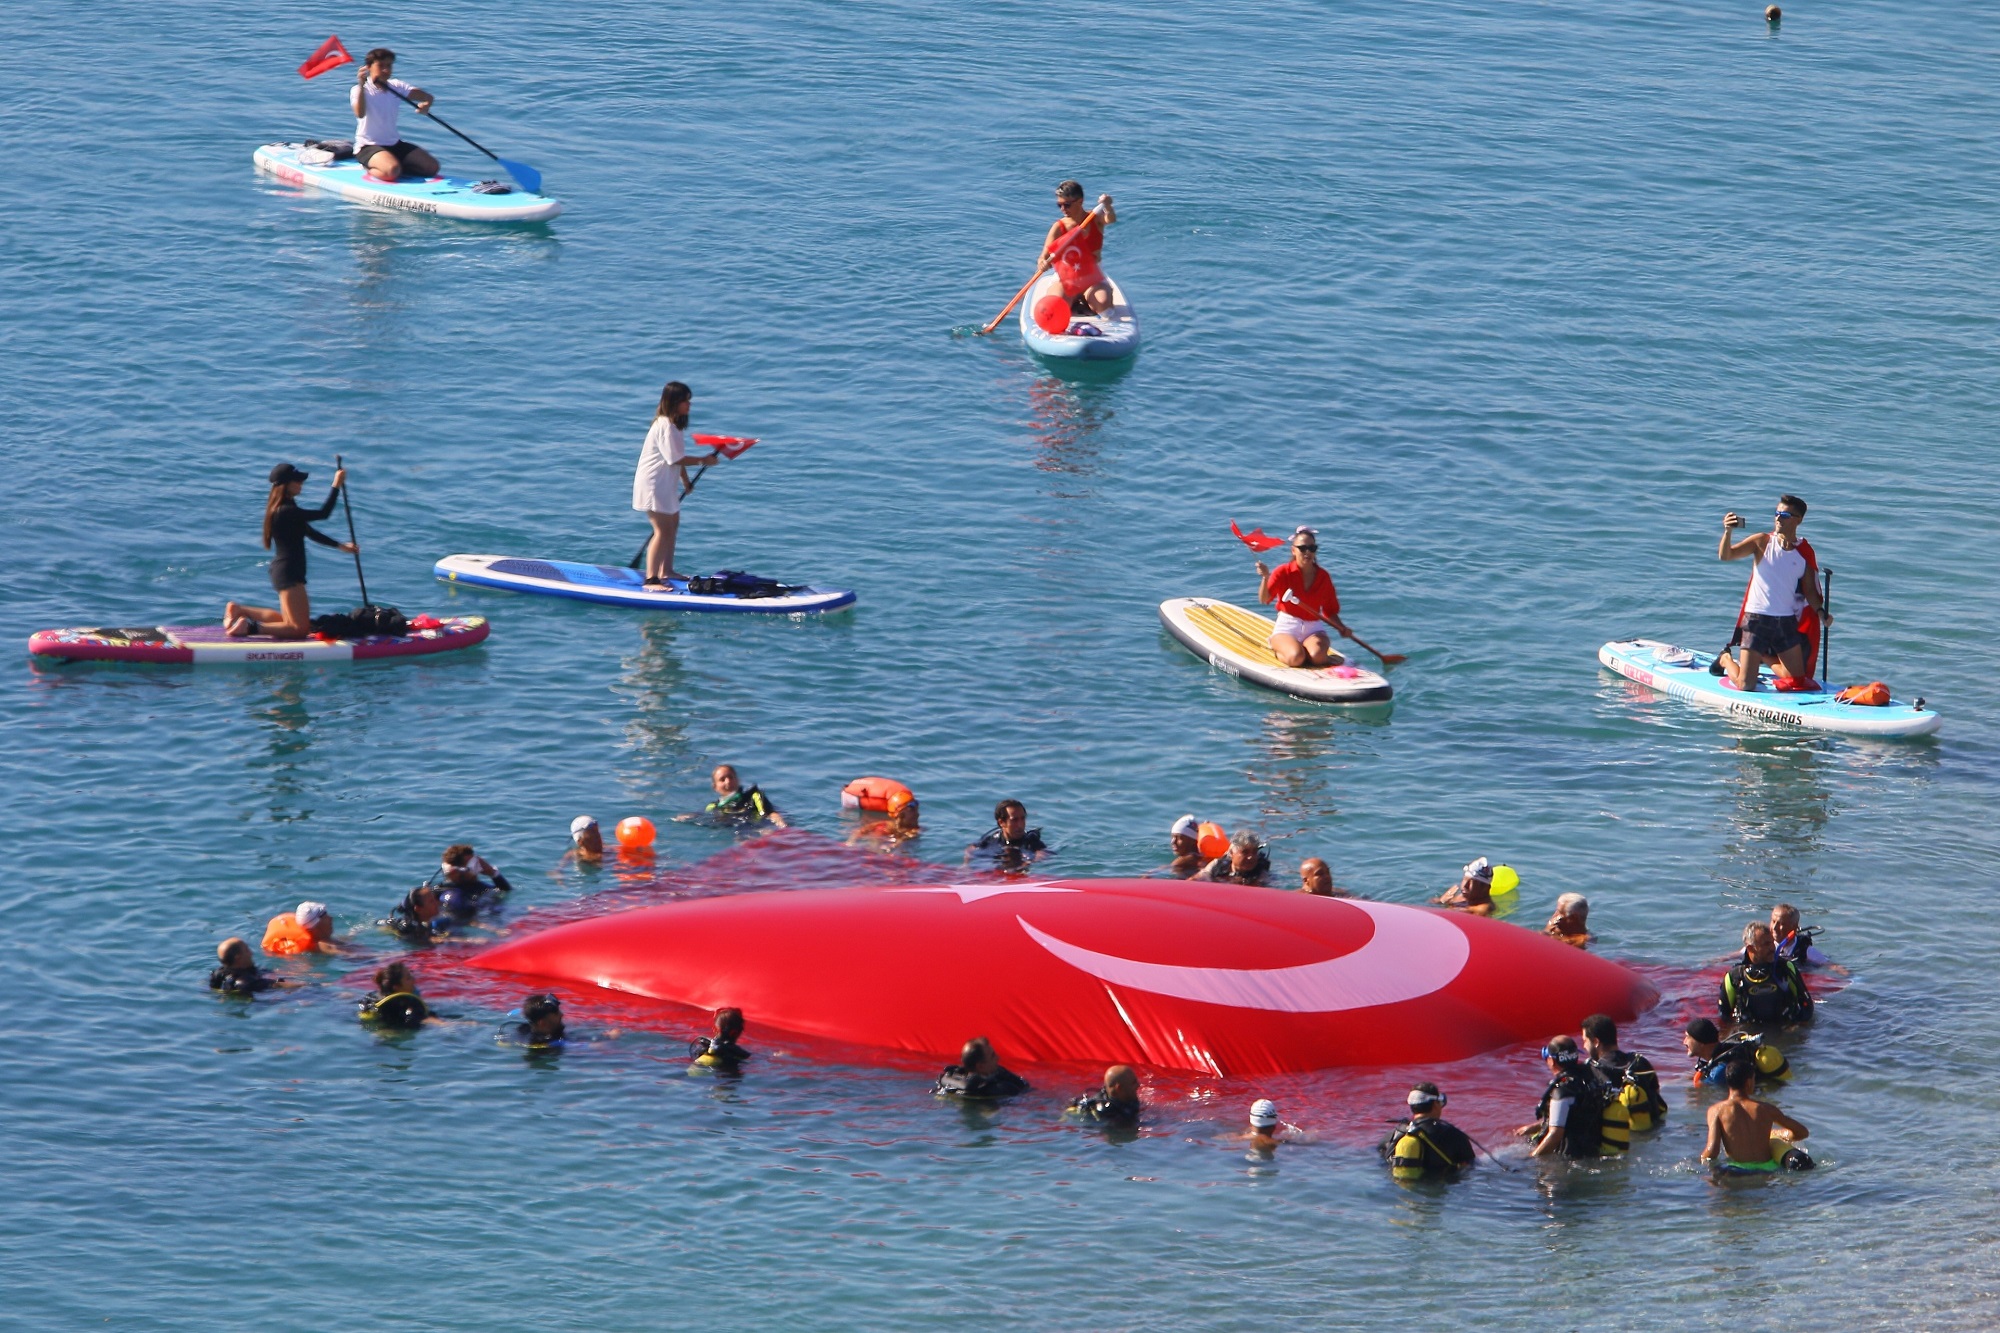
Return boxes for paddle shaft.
[1342,629,1406,666]
[382,84,495,163]
[628,462,717,569]
[980,206,1103,334]
[333,453,369,605]
[1820,568,1831,680]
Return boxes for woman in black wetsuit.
[225,462,355,639]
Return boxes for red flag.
[1045,214,1105,297]
[1230,520,1287,553]
[299,35,353,80]
[693,434,757,459]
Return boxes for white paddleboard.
[1160,597,1392,705]
[436,555,856,614]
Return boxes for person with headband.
[428,843,513,919]
[1254,525,1352,669]
[1382,1083,1476,1179]
[262,901,342,956]
[1433,858,1496,915]
[566,816,605,864]
[1166,816,1205,878]
[511,993,566,1049]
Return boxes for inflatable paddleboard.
[1160,597,1393,705]
[1020,269,1141,361]
[1598,639,1940,738]
[28,616,489,665]
[254,144,561,223]
[435,555,856,614]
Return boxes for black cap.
[269,462,309,485]
[1684,1017,1720,1043]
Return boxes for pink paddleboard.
[28,615,489,665]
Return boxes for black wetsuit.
[1381,1116,1477,1175]
[973,827,1048,870]
[1068,1091,1141,1124]
[1199,849,1271,886]
[268,489,343,592]
[1720,953,1814,1025]
[934,1064,1030,1099]
[384,895,442,944]
[358,991,428,1028]
[689,1036,753,1072]
[208,964,275,996]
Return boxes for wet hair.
[375,961,414,994]
[1685,1017,1720,1044]
[1743,921,1773,947]
[442,844,476,868]
[1778,493,1807,518]
[364,48,396,66]
[1055,180,1084,201]
[217,937,252,968]
[411,883,440,909]
[714,1007,744,1039]
[654,381,692,420]
[961,1035,995,1066]
[1580,1013,1618,1045]
[524,993,563,1023]
[1724,1058,1758,1092]
[260,483,289,550]
[1555,893,1588,917]
[1230,829,1261,853]
[713,764,738,782]
[994,799,1026,824]
[1772,902,1799,928]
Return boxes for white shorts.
[1273,612,1328,641]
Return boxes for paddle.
[627,436,758,570]
[979,206,1103,335]
[383,86,543,195]
[1819,567,1831,681]
[334,452,370,605]
[1231,521,1407,664]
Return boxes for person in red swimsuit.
[1255,526,1351,667]
[1039,180,1117,316]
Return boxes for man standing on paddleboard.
[1255,526,1350,668]
[352,48,438,182]
[1039,181,1117,317]
[1717,495,1829,691]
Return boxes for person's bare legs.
[400,144,438,177]
[1270,632,1308,667]
[1731,646,1768,690]
[1085,281,1114,314]
[1774,642,1811,683]
[644,511,682,584]
[1301,631,1343,668]
[226,586,312,638]
[225,601,274,636]
[362,147,403,181]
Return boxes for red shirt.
[1265,561,1340,622]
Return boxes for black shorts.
[357,141,432,173]
[1742,612,1803,657]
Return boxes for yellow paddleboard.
[1159,598,1393,705]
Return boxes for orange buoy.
[1196,822,1230,861]
[1033,294,1072,336]
[842,776,915,814]
[615,816,656,849]
[261,913,316,957]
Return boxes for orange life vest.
[841,776,914,814]
[262,913,317,956]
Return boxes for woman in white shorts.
[1254,526,1350,668]
[633,381,719,587]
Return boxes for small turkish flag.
[299,35,353,80]
[693,434,758,459]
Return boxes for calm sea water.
[5,0,1999,1326]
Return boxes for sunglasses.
[1775,511,1797,521]
[1294,545,1318,553]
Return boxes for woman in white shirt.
[633,382,720,587]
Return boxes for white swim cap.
[1171,815,1199,839]
[295,901,330,929]
[570,815,599,840]
[1249,1098,1279,1127]
[1462,857,1492,881]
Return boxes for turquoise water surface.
[6,0,2000,1326]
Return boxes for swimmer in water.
[1544,893,1592,947]
[566,816,605,864]
[515,993,566,1048]
[1297,857,1349,897]
[1226,1098,1309,1151]
[848,795,921,847]
[384,884,445,944]
[432,843,512,918]
[1067,1065,1142,1125]
[1195,829,1270,886]
[1166,816,1205,878]
[677,764,787,828]
[1702,1058,1813,1174]
[967,799,1049,870]
[262,901,343,956]
[1433,858,1496,915]
[934,1036,1029,1100]
[209,937,282,995]
[688,1006,752,1073]
[358,961,428,1028]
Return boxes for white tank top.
[1744,539,1808,616]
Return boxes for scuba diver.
[513,993,566,1048]
[208,937,281,996]
[357,961,428,1029]
[1433,858,1497,915]
[1516,1035,1629,1159]
[383,884,445,944]
[688,1007,753,1074]
[933,1036,1030,1100]
[1682,1017,1791,1086]
[1382,1083,1477,1180]
[430,843,513,919]
[1721,922,1814,1025]
[1580,1013,1667,1133]
[1066,1065,1142,1125]
[688,765,787,828]
[967,799,1049,870]
[1194,829,1271,886]
[1702,1058,1814,1175]
[1770,903,1832,969]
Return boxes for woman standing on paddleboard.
[225,463,355,639]
[1255,526,1350,667]
[633,382,720,588]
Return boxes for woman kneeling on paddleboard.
[225,463,355,639]
[633,382,721,588]
[1255,527,1349,668]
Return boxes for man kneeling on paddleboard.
[1039,181,1117,317]
[1716,495,1829,692]
[1254,527,1350,668]
[352,48,438,182]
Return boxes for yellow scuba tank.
[1618,1081,1653,1133]
[1597,1093,1632,1155]
[1390,1130,1428,1182]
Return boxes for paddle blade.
[497,158,543,196]
[693,434,758,460]
[299,35,353,79]
[1230,520,1286,553]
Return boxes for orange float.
[841,776,915,815]
[1196,822,1230,861]
[615,816,656,850]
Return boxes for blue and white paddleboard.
[254,143,561,223]
[1019,269,1140,361]
[1598,639,1940,738]
[436,554,856,614]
